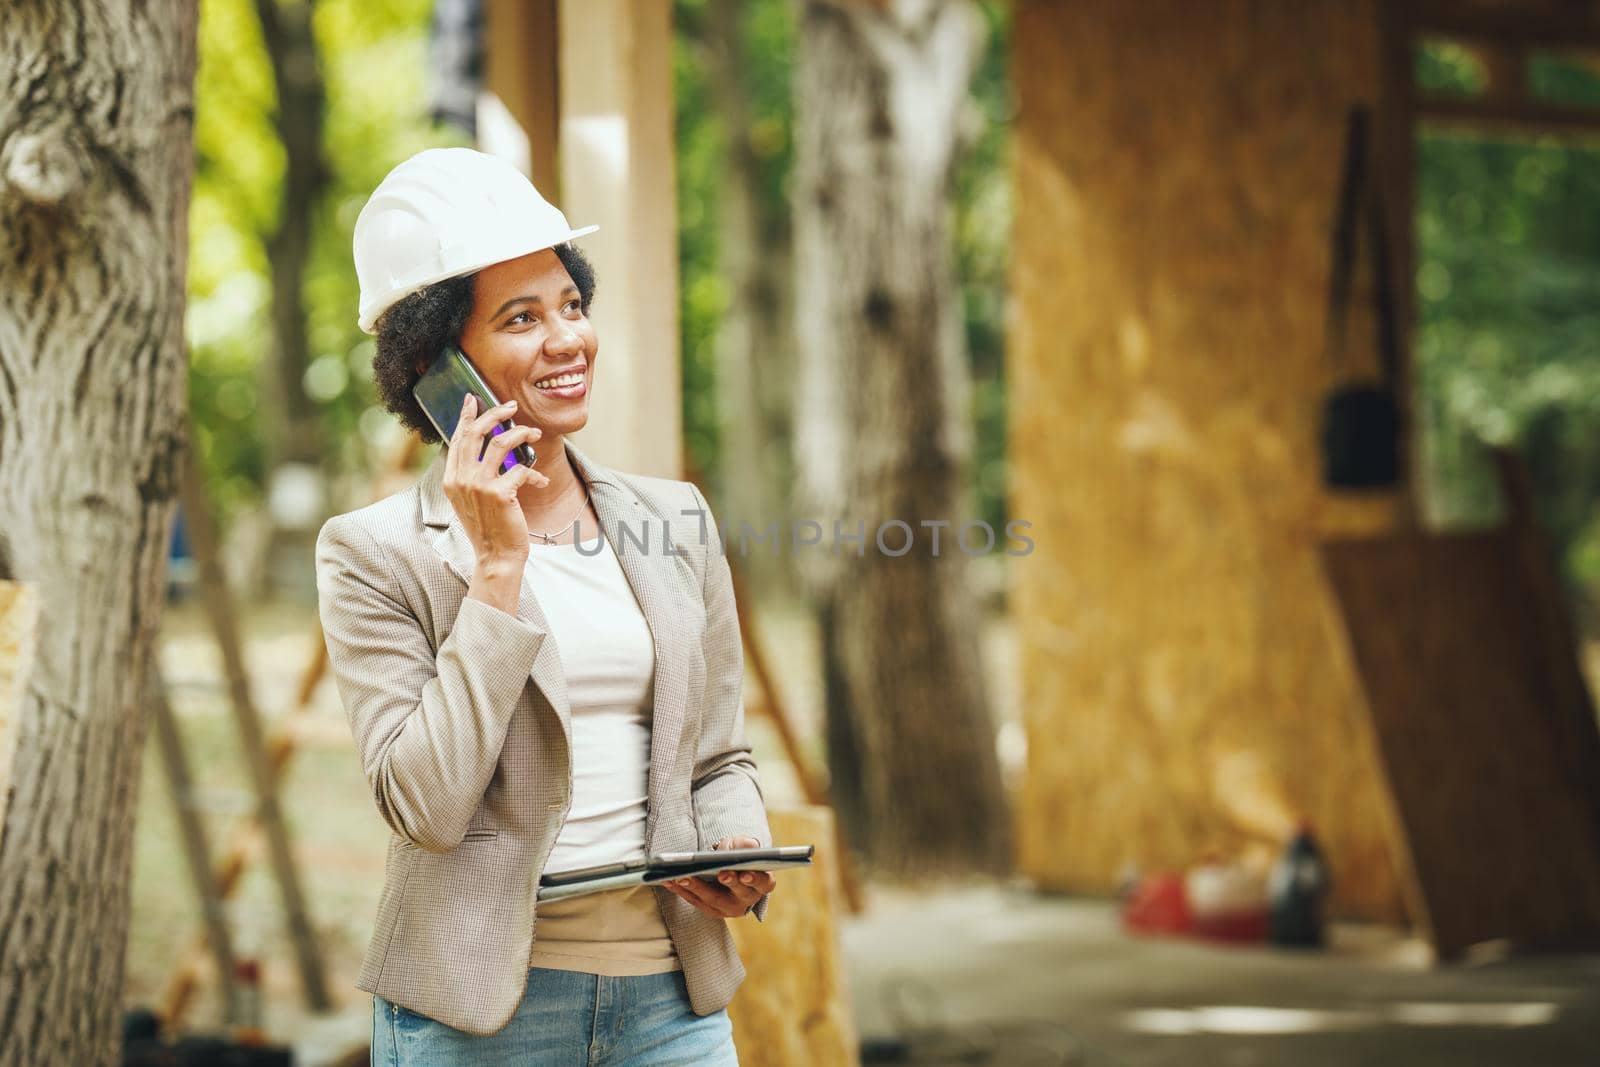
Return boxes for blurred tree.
[256,0,329,472]
[791,0,1010,876]
[254,0,333,595]
[0,4,197,1065]
[674,0,1011,586]
[696,0,800,599]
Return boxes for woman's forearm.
[467,551,527,617]
[317,517,543,853]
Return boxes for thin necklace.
[530,482,591,545]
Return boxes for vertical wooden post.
[485,0,561,195]
[1377,0,1419,528]
[556,0,682,477]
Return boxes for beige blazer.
[314,436,772,1037]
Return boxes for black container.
[1268,823,1331,948]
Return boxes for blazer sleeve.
[315,513,546,853]
[686,481,774,923]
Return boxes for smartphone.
[412,346,537,473]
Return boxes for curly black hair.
[372,242,597,444]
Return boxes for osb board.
[1010,0,1413,921]
[728,806,859,1067]
[1321,532,1600,956]
[0,582,39,832]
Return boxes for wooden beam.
[160,431,421,1029]
[147,668,239,1027]
[1413,0,1600,51]
[1380,0,1421,528]
[1417,92,1600,137]
[1479,40,1530,101]
[176,443,330,1012]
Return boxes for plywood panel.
[1321,522,1600,957]
[1010,0,1412,921]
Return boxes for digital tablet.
[537,845,814,902]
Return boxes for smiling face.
[457,247,597,438]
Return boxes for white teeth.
[534,371,584,389]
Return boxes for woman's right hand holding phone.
[444,394,548,616]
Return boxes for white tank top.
[522,526,679,974]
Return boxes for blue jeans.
[370,967,739,1066]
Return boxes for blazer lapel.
[417,439,690,848]
[418,450,573,741]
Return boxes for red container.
[1120,871,1192,936]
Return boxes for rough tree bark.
[792,0,1010,876]
[0,4,197,1065]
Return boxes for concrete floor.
[840,883,1600,1067]
[290,881,1600,1066]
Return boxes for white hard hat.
[352,147,598,334]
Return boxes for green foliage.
[1415,38,1486,96]
[1414,43,1600,596]
[954,0,1014,535]
[673,0,738,480]
[188,0,459,524]
[188,0,278,520]
[673,0,800,486]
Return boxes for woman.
[315,147,776,1065]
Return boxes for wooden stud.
[172,441,331,1012]
[147,667,240,1026]
[1412,0,1600,51]
[1417,93,1600,137]
[159,433,424,1027]
[485,0,561,195]
[555,0,682,477]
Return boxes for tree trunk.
[705,0,799,600]
[256,0,327,471]
[0,4,197,1064]
[255,0,330,598]
[792,0,1009,876]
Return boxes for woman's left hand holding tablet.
[662,835,776,918]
